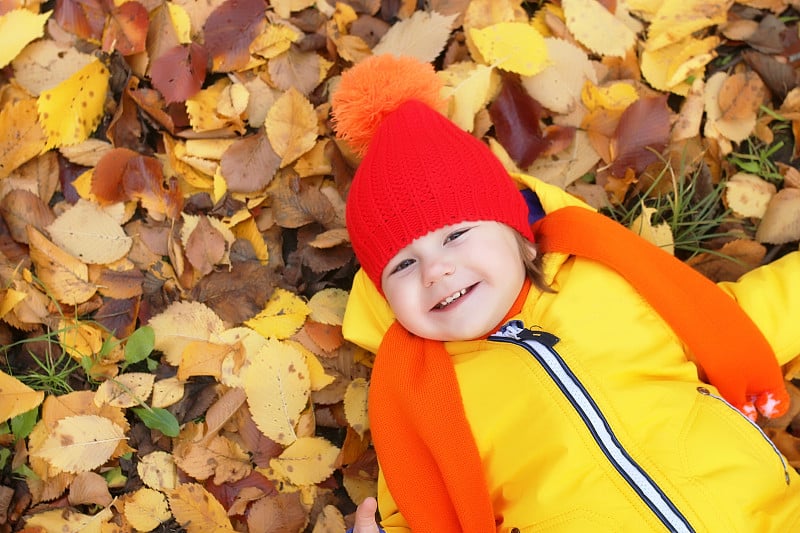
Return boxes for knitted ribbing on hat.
[331,55,533,290]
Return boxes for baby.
[332,54,800,532]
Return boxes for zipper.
[696,386,791,486]
[490,321,695,533]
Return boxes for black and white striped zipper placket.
[489,321,695,533]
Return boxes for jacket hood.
[341,173,592,353]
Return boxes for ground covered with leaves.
[2,0,800,531]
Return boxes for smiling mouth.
[433,285,475,310]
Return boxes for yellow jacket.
[343,175,800,532]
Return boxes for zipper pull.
[517,328,560,347]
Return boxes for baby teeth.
[439,288,467,307]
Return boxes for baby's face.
[381,221,527,341]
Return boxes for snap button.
[511,529,520,533]
[697,386,710,395]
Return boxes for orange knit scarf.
[368,206,789,531]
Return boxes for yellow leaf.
[440,62,495,132]
[137,450,178,491]
[149,301,225,365]
[307,288,348,326]
[167,1,192,44]
[32,414,126,474]
[581,81,639,112]
[562,0,636,58]
[151,377,185,408]
[271,0,316,19]
[0,97,48,179]
[231,216,269,262]
[630,205,675,256]
[245,287,310,339]
[177,340,239,380]
[0,9,51,69]
[344,378,369,438]
[645,0,729,52]
[169,483,235,533]
[285,340,335,392]
[58,319,104,361]
[470,22,548,76]
[0,288,27,321]
[250,23,301,59]
[0,369,44,422]
[94,373,156,408]
[640,35,718,94]
[186,78,246,134]
[123,487,171,531]
[270,436,340,486]
[244,339,310,445]
[37,57,110,149]
[27,225,96,305]
[25,507,113,533]
[265,87,318,167]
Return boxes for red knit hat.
[331,55,534,290]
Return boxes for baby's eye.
[444,227,471,244]
[390,258,415,274]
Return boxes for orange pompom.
[331,54,445,155]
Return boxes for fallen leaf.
[724,172,776,218]
[373,10,458,63]
[265,87,318,167]
[562,0,636,58]
[470,21,548,76]
[269,436,340,485]
[47,199,133,264]
[0,369,45,422]
[244,338,311,445]
[169,483,235,533]
[0,9,51,69]
[37,57,110,149]
[122,487,172,531]
[343,378,369,438]
[32,414,126,474]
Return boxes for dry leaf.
[27,225,97,305]
[372,10,457,63]
[244,338,311,445]
[138,450,178,491]
[756,188,800,243]
[169,483,235,533]
[630,205,675,255]
[724,172,776,218]
[123,487,172,531]
[264,87,318,167]
[0,9,51,69]
[149,301,225,365]
[0,369,45,422]
[0,98,48,179]
[245,287,310,340]
[343,378,369,438]
[67,471,113,507]
[470,22,548,76]
[94,373,155,408]
[46,199,133,264]
[32,414,126,474]
[269,436,340,486]
[562,0,636,58]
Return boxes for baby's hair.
[514,231,555,294]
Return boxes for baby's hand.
[352,497,381,533]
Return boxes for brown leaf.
[685,239,767,282]
[247,492,308,533]
[55,0,107,41]
[151,43,209,104]
[0,189,55,244]
[184,215,227,277]
[203,0,267,72]
[718,71,768,122]
[190,261,276,324]
[102,1,149,55]
[609,95,670,178]
[220,130,281,193]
